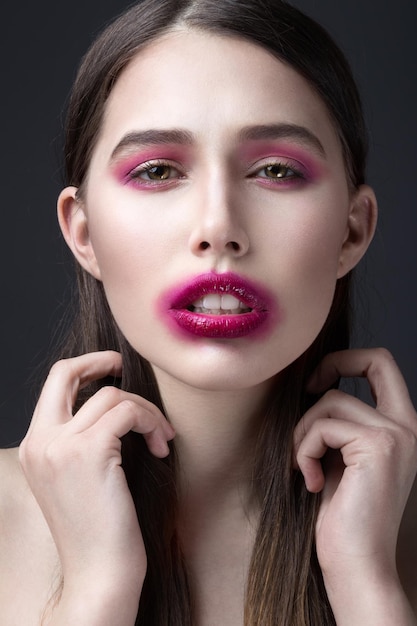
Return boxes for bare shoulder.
[0,447,28,514]
[0,447,59,624]
[0,446,20,475]
[397,474,417,613]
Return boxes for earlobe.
[337,185,378,278]
[57,186,102,280]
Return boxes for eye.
[129,160,183,183]
[256,162,303,180]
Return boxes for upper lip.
[164,271,270,313]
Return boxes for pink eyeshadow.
[111,146,191,181]
[239,141,326,181]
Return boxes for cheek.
[85,213,160,329]
[88,202,174,280]
[260,200,348,287]
[290,227,345,320]
[257,196,349,339]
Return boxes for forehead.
[96,29,342,161]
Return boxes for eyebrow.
[110,129,194,160]
[110,123,326,161]
[237,124,326,158]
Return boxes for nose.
[188,175,250,259]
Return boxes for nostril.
[196,240,242,253]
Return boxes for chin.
[149,349,296,395]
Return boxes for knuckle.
[96,385,122,403]
[119,398,140,417]
[373,347,395,364]
[366,348,396,383]
[48,358,73,379]
[43,440,62,466]
[322,388,343,404]
[19,433,41,466]
[19,435,62,472]
[43,437,83,468]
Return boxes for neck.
[152,366,273,508]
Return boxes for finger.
[89,399,175,458]
[31,351,123,428]
[294,388,390,453]
[307,348,415,424]
[69,386,174,441]
[295,417,372,493]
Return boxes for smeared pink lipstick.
[158,272,278,339]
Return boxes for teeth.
[220,294,241,310]
[190,293,251,314]
[203,294,222,310]
[203,294,242,310]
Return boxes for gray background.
[1,1,416,446]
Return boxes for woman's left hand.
[293,348,417,624]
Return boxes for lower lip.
[168,309,268,339]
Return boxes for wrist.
[58,536,147,590]
[49,576,143,626]
[323,563,416,625]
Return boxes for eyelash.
[249,160,305,183]
[124,158,306,188]
[127,160,184,185]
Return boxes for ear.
[337,184,378,278]
[57,186,102,280]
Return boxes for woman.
[0,0,416,624]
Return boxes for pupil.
[149,165,169,180]
[266,164,286,178]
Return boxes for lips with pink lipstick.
[159,272,276,339]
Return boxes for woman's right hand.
[19,351,175,624]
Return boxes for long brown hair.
[58,1,367,623]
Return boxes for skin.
[0,30,416,625]
[64,31,370,394]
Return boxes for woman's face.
[62,31,374,392]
